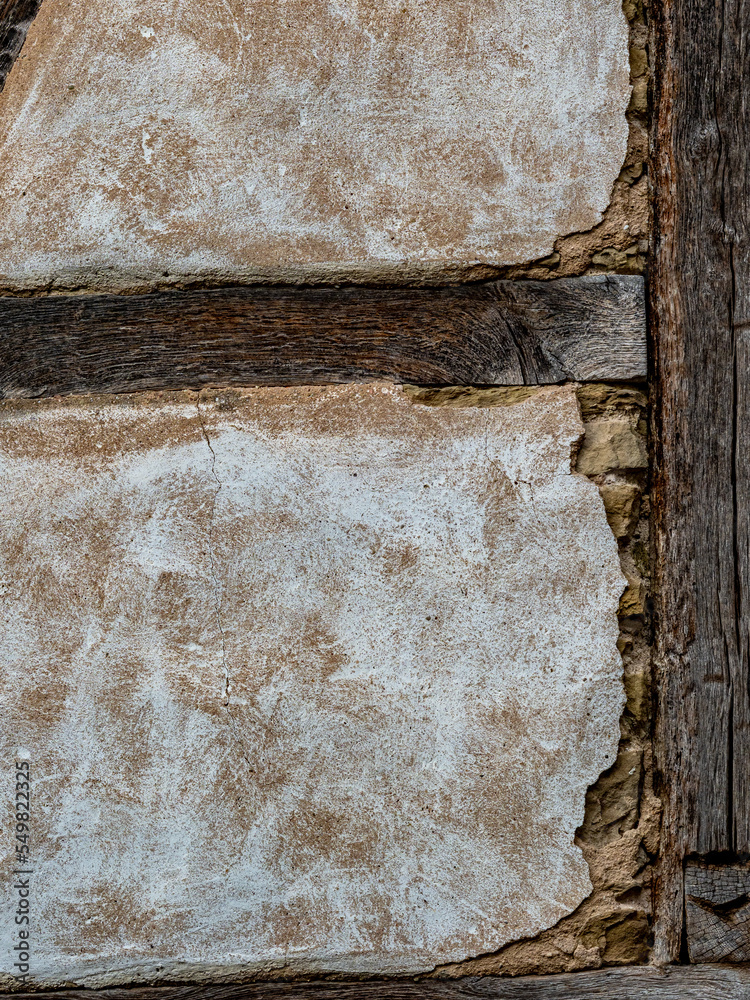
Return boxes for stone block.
[598,480,642,539]
[576,419,648,476]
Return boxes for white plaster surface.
[0,0,630,291]
[0,385,625,984]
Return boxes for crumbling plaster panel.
[0,0,630,292]
[431,384,656,977]
[1,385,625,986]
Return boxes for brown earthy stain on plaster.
[0,0,647,296]
[0,389,203,460]
[0,0,630,293]
[495,0,650,283]
[0,383,626,985]
[0,385,653,982]
[404,386,540,409]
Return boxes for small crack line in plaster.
[195,398,258,781]
[515,476,553,543]
[485,409,543,529]
[195,399,230,707]
[483,411,554,546]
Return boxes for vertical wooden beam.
[650,0,750,962]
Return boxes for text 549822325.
[11,760,32,983]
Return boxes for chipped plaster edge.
[428,382,657,979]
[0,382,632,991]
[0,0,641,298]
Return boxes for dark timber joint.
[0,274,646,398]
[0,0,43,92]
[685,859,750,963]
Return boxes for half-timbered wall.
[4,0,746,991]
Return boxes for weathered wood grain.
[650,0,750,962]
[5,967,750,1000]
[685,860,750,963]
[0,275,646,397]
[0,0,42,91]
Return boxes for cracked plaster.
[0,384,625,985]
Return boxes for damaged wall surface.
[0,385,626,985]
[0,0,630,290]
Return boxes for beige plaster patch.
[0,385,624,984]
[0,0,630,291]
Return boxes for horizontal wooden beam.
[4,966,750,1000]
[0,275,646,397]
[685,859,750,963]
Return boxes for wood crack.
[651,0,750,956]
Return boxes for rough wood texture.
[650,0,750,960]
[0,0,42,91]
[5,967,750,1000]
[0,275,646,397]
[685,860,750,963]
